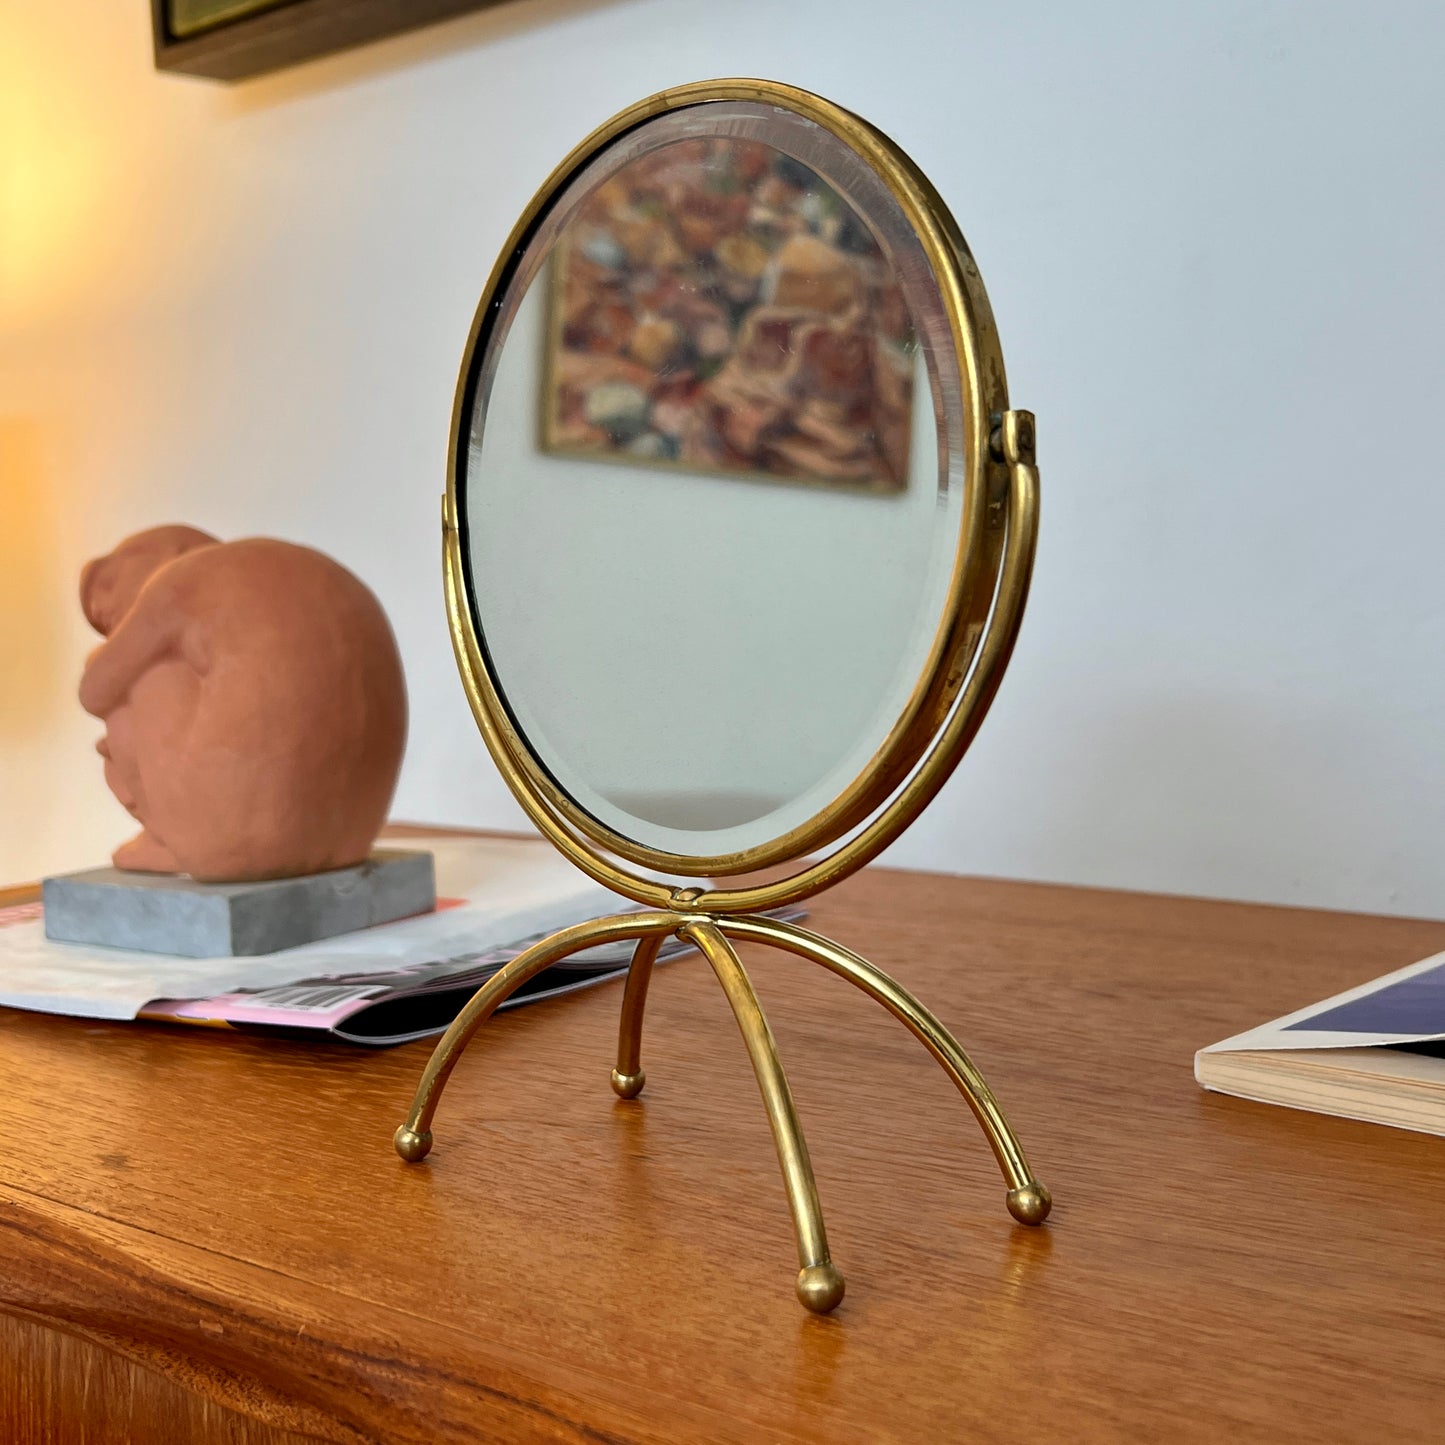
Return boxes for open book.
[1195,950,1445,1136]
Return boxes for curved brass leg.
[718,914,1051,1226]
[611,933,663,1099]
[394,910,677,1163]
[680,922,845,1315]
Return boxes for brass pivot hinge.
[990,409,1037,467]
[987,410,1037,529]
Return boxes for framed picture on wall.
[151,0,510,81]
[539,137,918,493]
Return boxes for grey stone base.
[42,850,436,958]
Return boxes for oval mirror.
[405,80,1050,1316]
[447,79,1034,901]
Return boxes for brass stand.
[421,74,1051,1316]
[394,909,1051,1315]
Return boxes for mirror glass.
[461,101,971,861]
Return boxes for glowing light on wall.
[0,420,62,736]
[0,13,131,328]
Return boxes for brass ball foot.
[1006,1181,1052,1225]
[394,1124,433,1162]
[610,1067,646,1099]
[796,1262,846,1314]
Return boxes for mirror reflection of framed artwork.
[539,138,918,493]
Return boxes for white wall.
[3,0,1443,916]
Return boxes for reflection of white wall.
[472,277,946,853]
[7,1,1445,916]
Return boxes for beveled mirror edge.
[442,78,1034,908]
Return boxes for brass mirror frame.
[397,78,1050,1315]
[444,77,1013,892]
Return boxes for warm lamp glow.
[0,9,147,328]
[0,420,62,736]
[0,71,107,324]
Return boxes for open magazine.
[138,924,732,1045]
[0,833,802,1046]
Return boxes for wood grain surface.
[0,1312,310,1444]
[3,850,1444,1442]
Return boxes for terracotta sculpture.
[79,526,408,883]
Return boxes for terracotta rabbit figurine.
[79,526,407,883]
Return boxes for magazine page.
[140,909,806,1045]
[1201,948,1445,1055]
[139,927,665,1039]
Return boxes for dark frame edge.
[150,0,513,82]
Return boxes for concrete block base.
[42,850,436,958]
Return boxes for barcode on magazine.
[248,983,388,1012]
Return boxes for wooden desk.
[2,857,1444,1442]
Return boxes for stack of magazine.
[0,833,799,1046]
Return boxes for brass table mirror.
[394,78,1048,1314]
